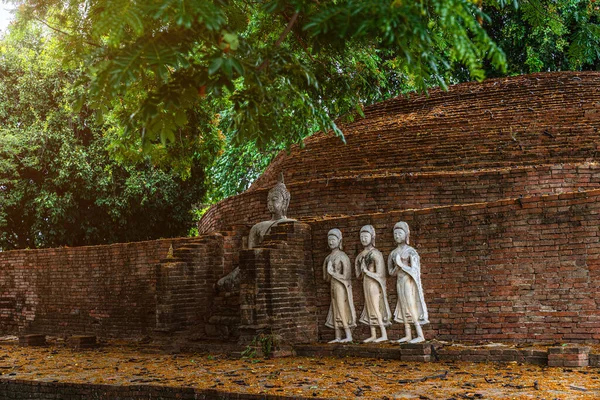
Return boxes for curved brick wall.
[310,189,600,343]
[254,72,600,188]
[196,71,600,344]
[199,72,600,234]
[199,162,600,233]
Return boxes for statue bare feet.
[363,336,376,343]
[328,338,340,343]
[395,336,411,343]
[373,336,388,343]
[339,337,353,343]
[409,337,425,344]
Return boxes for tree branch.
[275,11,299,48]
[257,11,300,71]
[32,16,101,48]
[291,27,315,62]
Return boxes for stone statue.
[388,221,429,344]
[248,173,295,249]
[355,225,391,343]
[216,173,295,292]
[323,229,356,343]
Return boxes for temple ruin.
[2,72,600,348]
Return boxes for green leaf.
[222,31,240,51]
[230,58,244,76]
[174,109,188,127]
[208,57,223,76]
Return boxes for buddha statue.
[248,173,295,249]
[355,225,391,343]
[216,173,295,292]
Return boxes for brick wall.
[199,162,600,234]
[155,234,224,333]
[239,221,318,346]
[156,226,247,334]
[0,236,221,338]
[0,379,315,400]
[310,189,600,343]
[252,72,600,190]
[3,189,600,344]
[199,72,600,234]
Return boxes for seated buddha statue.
[248,173,295,249]
[216,173,295,292]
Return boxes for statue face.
[267,191,285,215]
[360,231,372,246]
[394,228,407,244]
[328,235,340,250]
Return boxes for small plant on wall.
[241,331,278,359]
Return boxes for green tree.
[7,0,516,204]
[10,0,509,151]
[484,0,600,75]
[0,26,216,250]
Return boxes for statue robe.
[355,248,392,327]
[248,218,295,249]
[388,246,429,325]
[323,252,357,329]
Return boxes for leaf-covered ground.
[2,340,600,399]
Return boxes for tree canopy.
[0,26,215,250]
[484,0,600,76]
[10,0,510,153]
[3,0,600,249]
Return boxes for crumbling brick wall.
[155,234,224,333]
[155,226,247,334]
[0,238,191,337]
[0,233,245,338]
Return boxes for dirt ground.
[2,339,600,399]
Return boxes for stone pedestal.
[294,343,433,361]
[68,335,97,349]
[19,334,46,347]
[239,221,318,348]
[399,343,432,362]
[548,345,590,367]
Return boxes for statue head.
[360,225,376,247]
[393,221,410,244]
[327,228,343,250]
[267,173,290,220]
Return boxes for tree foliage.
[484,0,600,75]
[0,26,213,250]
[10,0,509,153]
[3,1,599,250]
